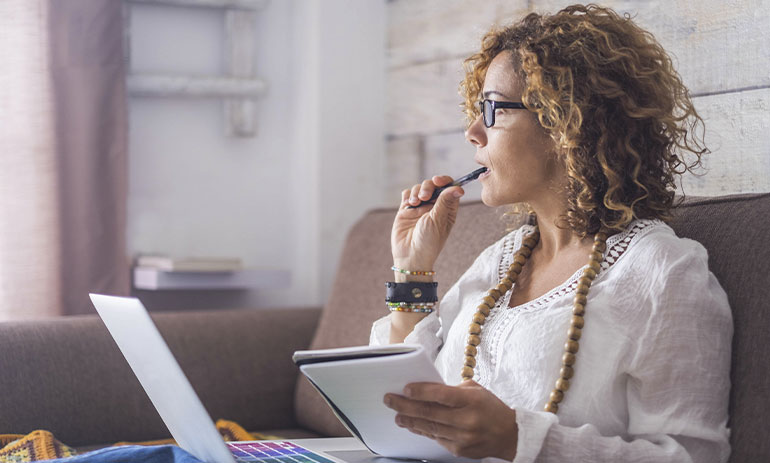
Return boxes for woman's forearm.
[389,311,432,343]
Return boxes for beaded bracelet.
[387,301,435,313]
[387,301,436,308]
[389,305,434,314]
[391,266,436,276]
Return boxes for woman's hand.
[391,176,465,271]
[383,381,518,460]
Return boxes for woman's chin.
[481,189,518,208]
[481,191,503,207]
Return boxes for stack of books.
[133,256,247,290]
[135,255,243,273]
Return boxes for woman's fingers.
[399,189,412,211]
[394,414,468,442]
[420,176,456,201]
[385,381,519,460]
[409,184,422,206]
[403,382,469,407]
[384,393,461,427]
[402,176,455,207]
[418,179,437,200]
[432,175,454,188]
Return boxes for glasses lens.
[483,100,494,127]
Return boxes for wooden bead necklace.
[461,225,608,414]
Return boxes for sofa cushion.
[668,193,770,463]
[294,202,525,436]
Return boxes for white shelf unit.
[133,267,290,290]
[124,0,268,136]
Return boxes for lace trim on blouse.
[474,219,663,385]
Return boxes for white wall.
[127,0,386,310]
[290,0,387,304]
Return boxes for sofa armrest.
[0,306,322,447]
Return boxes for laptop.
[89,294,374,463]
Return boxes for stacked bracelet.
[388,302,435,314]
[387,301,435,308]
[385,280,438,314]
[390,307,434,314]
[391,266,436,276]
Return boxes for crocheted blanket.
[0,420,277,462]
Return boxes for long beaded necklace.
[461,225,608,414]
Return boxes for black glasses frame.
[478,99,527,128]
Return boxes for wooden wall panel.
[385,135,422,202]
[387,57,467,136]
[529,0,770,95]
[387,0,513,69]
[424,130,483,202]
[384,130,483,206]
[681,87,770,195]
[423,130,471,176]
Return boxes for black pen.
[407,167,488,209]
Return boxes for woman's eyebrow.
[482,90,513,100]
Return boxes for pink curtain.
[48,0,130,315]
[0,0,129,320]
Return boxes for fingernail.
[453,190,463,198]
[395,415,405,426]
[403,386,412,397]
[384,395,392,407]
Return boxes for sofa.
[1,193,768,462]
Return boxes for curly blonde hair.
[460,4,707,235]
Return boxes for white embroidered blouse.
[370,219,732,463]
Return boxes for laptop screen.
[90,294,235,463]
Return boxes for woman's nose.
[465,115,487,147]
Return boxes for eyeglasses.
[478,99,527,128]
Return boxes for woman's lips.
[479,168,491,179]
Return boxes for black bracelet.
[385,281,438,303]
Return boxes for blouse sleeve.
[369,233,510,362]
[511,236,733,463]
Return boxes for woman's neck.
[529,201,593,262]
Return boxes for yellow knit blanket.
[0,431,75,463]
[0,420,277,462]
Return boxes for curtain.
[0,0,129,320]
[0,0,62,320]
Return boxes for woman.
[371,4,732,463]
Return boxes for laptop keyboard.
[227,441,335,463]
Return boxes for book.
[135,255,243,272]
[293,344,477,462]
[133,267,253,290]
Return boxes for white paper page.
[90,294,235,463]
[300,346,476,462]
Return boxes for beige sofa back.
[0,308,320,447]
[294,193,770,463]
